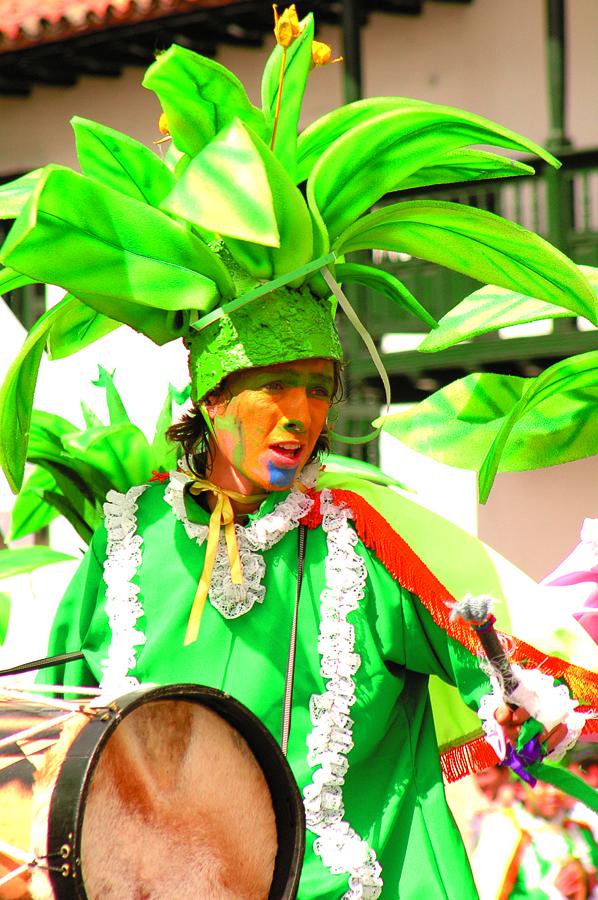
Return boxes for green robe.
[41,474,495,899]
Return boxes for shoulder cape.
[311,472,598,782]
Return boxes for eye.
[309,385,333,399]
[262,380,285,392]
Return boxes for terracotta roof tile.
[0,0,235,52]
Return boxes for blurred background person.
[568,745,598,845]
[471,773,597,899]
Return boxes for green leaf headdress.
[376,267,598,502]
[0,4,595,493]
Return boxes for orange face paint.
[206,358,334,496]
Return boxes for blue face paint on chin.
[267,461,298,488]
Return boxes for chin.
[264,460,303,490]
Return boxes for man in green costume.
[1,6,597,897]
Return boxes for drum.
[0,683,305,899]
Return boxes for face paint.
[267,459,298,488]
[206,358,334,496]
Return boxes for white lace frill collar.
[163,462,318,619]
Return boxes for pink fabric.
[542,518,598,643]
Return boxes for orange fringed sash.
[301,488,598,781]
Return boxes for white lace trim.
[100,484,149,695]
[163,463,317,619]
[478,664,589,764]
[303,490,383,900]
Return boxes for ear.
[203,396,217,417]
[203,392,226,417]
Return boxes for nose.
[281,387,311,433]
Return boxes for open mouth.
[269,442,303,465]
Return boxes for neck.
[204,461,269,517]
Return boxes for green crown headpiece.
[0,5,595,493]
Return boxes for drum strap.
[280,523,307,756]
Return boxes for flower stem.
[270,47,287,152]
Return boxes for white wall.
[2,0,598,177]
[479,455,598,581]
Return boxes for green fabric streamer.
[529,762,598,814]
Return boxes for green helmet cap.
[188,285,342,401]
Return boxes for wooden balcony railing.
[334,148,598,456]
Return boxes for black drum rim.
[46,682,305,899]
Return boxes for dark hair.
[167,360,344,478]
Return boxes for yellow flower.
[311,39,343,67]
[158,112,170,136]
[273,4,303,48]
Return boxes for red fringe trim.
[441,736,500,784]
[148,470,169,483]
[301,489,323,529]
[301,488,598,721]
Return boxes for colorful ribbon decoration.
[182,475,267,645]
[502,736,545,786]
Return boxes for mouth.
[268,442,304,466]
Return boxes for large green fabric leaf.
[376,372,527,468]
[150,383,187,471]
[41,460,103,537]
[335,201,597,322]
[161,119,279,246]
[0,266,36,294]
[323,453,409,490]
[62,423,154,493]
[28,412,113,503]
[80,401,103,429]
[29,408,80,444]
[308,104,560,240]
[8,466,60,541]
[72,116,175,206]
[0,295,80,493]
[0,169,43,219]
[335,262,437,329]
[40,490,95,545]
[142,44,267,158]
[0,593,9,645]
[0,546,75,579]
[376,353,598,502]
[1,166,234,316]
[46,294,120,360]
[421,291,575,352]
[300,107,533,187]
[297,97,434,182]
[399,149,535,191]
[420,264,598,352]
[261,13,314,180]
[223,128,314,281]
[91,366,131,426]
[478,350,598,501]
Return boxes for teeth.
[275,443,299,451]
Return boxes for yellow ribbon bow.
[183,476,267,645]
